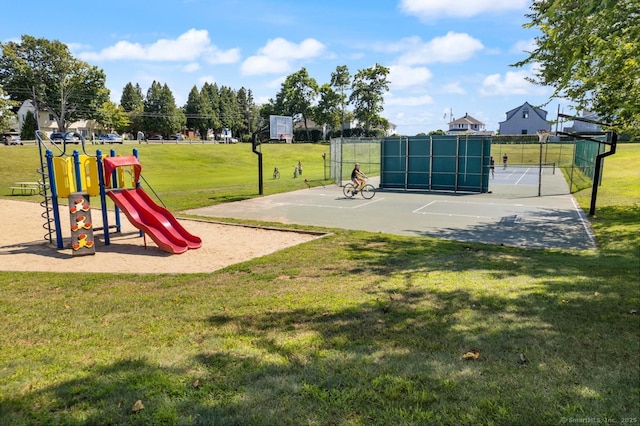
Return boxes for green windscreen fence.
[574,137,606,180]
[381,135,491,193]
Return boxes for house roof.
[501,101,548,123]
[449,113,484,126]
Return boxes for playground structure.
[34,130,201,255]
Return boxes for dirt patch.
[0,199,324,274]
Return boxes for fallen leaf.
[192,379,201,389]
[518,353,529,365]
[462,349,480,360]
[594,292,601,297]
[131,400,144,412]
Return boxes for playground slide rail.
[107,188,202,254]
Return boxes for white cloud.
[241,38,326,76]
[511,39,537,54]
[479,69,548,96]
[389,65,432,88]
[77,29,240,64]
[66,42,92,52]
[441,82,466,95]
[385,94,434,106]
[399,0,529,19]
[183,63,200,72]
[266,76,287,89]
[198,75,216,85]
[396,32,484,65]
[241,55,292,76]
[259,38,325,59]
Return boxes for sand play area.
[0,199,324,274]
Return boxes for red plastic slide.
[107,188,202,254]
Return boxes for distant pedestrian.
[490,156,495,178]
[503,153,508,169]
[297,160,303,175]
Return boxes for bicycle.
[273,167,280,179]
[343,180,376,199]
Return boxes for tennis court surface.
[187,166,596,250]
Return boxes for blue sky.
[2,0,572,135]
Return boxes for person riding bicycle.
[351,163,367,194]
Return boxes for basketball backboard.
[269,115,293,141]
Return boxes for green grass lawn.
[0,143,638,425]
[0,142,333,211]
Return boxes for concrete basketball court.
[187,166,596,250]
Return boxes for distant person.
[297,160,303,176]
[490,156,495,178]
[351,162,367,193]
[503,153,508,169]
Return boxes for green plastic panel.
[381,135,491,192]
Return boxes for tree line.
[0,35,391,142]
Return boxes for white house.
[17,100,98,139]
[446,113,492,135]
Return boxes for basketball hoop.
[537,130,550,144]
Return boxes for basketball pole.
[537,130,549,197]
[252,125,269,195]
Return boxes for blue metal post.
[96,150,110,245]
[45,150,64,249]
[110,148,121,232]
[72,150,83,192]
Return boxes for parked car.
[50,132,80,144]
[169,134,184,141]
[2,135,22,145]
[98,133,123,144]
[146,134,164,140]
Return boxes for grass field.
[0,142,333,211]
[0,142,638,425]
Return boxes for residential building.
[562,111,602,134]
[16,100,98,139]
[446,113,491,135]
[498,101,551,135]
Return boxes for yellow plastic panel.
[80,155,100,196]
[53,157,76,197]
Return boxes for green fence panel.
[381,135,491,193]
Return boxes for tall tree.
[202,83,221,140]
[330,65,351,137]
[515,0,639,133]
[236,87,251,139]
[184,85,212,140]
[20,110,38,140]
[349,63,390,135]
[244,89,260,139]
[0,86,18,132]
[120,83,144,111]
[98,101,130,134]
[0,35,109,132]
[120,82,144,137]
[143,81,184,137]
[273,68,319,141]
[315,84,342,139]
[219,85,240,140]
